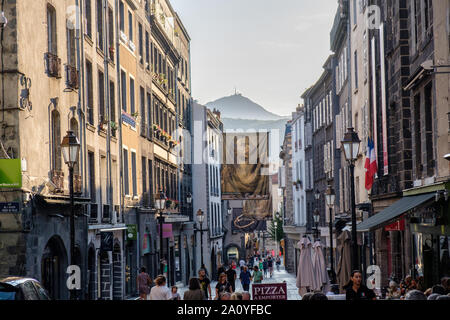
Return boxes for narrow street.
[177,264,300,300]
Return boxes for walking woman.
[136,267,152,300]
[149,275,172,300]
[183,278,205,300]
[215,273,232,299]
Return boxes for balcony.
[74,173,82,194]
[65,64,79,90]
[46,52,61,78]
[50,170,64,192]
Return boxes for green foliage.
[268,214,284,243]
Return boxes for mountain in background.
[206,93,288,121]
[204,93,289,147]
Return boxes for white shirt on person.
[149,285,172,300]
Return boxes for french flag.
[365,138,378,191]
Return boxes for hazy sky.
[170,0,338,116]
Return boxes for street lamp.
[313,209,320,239]
[61,131,80,300]
[155,191,167,275]
[186,192,192,218]
[0,11,7,29]
[196,209,207,270]
[341,127,361,271]
[325,184,336,283]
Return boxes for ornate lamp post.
[61,131,80,300]
[325,184,336,283]
[186,192,192,218]
[196,209,207,270]
[154,190,167,275]
[313,209,320,239]
[341,127,361,271]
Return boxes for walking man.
[239,266,251,292]
[267,256,274,278]
[198,268,212,300]
[226,265,237,292]
[252,266,263,284]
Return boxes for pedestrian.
[404,289,426,300]
[252,266,263,284]
[218,292,231,301]
[242,291,251,300]
[400,275,412,295]
[386,281,401,300]
[239,258,246,271]
[310,292,328,301]
[149,275,172,300]
[215,273,232,299]
[198,268,212,300]
[217,264,226,281]
[431,284,446,295]
[136,267,152,300]
[262,259,268,278]
[267,256,274,278]
[239,266,251,292]
[231,260,237,270]
[344,270,376,301]
[301,292,314,301]
[230,292,243,300]
[259,259,263,272]
[225,264,237,292]
[170,286,181,300]
[275,256,281,271]
[183,278,205,300]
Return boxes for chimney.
[213,108,221,119]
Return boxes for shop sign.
[0,159,22,188]
[252,283,287,300]
[157,223,173,239]
[0,202,20,213]
[142,233,151,254]
[126,224,138,241]
[385,219,405,232]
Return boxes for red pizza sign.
[252,283,287,300]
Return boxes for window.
[148,159,153,195]
[67,24,76,66]
[131,151,137,196]
[85,0,92,38]
[128,11,133,42]
[140,86,145,128]
[147,92,152,135]
[354,50,358,90]
[119,1,124,32]
[130,77,135,114]
[96,0,103,50]
[424,83,434,177]
[47,4,57,54]
[110,81,116,125]
[142,157,147,193]
[86,61,94,125]
[353,0,357,25]
[123,149,129,195]
[414,93,422,178]
[145,31,150,67]
[51,110,61,171]
[138,23,143,63]
[108,7,114,59]
[98,70,105,124]
[121,70,127,112]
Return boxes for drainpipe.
[102,0,113,224]
[114,0,125,298]
[75,0,88,299]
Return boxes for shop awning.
[356,193,435,232]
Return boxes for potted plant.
[110,121,117,135]
[296,179,302,189]
[131,111,139,119]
